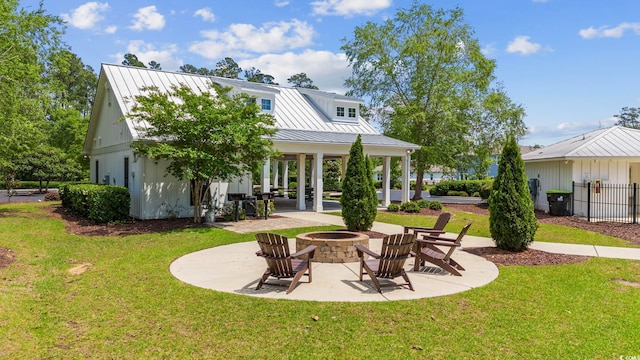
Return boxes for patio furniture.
[355,233,416,293]
[414,222,472,275]
[255,232,317,294]
[403,212,451,238]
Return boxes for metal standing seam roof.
[101,63,387,141]
[274,129,419,149]
[522,126,640,161]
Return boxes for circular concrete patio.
[170,238,500,302]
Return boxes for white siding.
[525,161,573,212]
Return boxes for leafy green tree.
[47,50,98,117]
[488,136,538,251]
[128,84,277,223]
[244,67,277,84]
[342,2,527,200]
[180,64,214,76]
[613,107,640,129]
[16,146,73,192]
[0,1,64,182]
[147,60,162,70]
[341,135,377,230]
[122,53,146,67]
[287,73,319,89]
[213,57,242,79]
[46,107,89,175]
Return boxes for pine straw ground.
[4,202,640,269]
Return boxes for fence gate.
[572,182,640,223]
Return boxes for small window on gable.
[261,99,272,111]
[348,107,356,118]
[336,106,345,117]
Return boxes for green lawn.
[373,205,636,248]
[1,202,639,358]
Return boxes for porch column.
[283,161,289,198]
[313,152,324,212]
[297,153,306,210]
[310,157,316,188]
[261,157,271,194]
[401,153,410,203]
[272,160,279,191]
[382,156,391,207]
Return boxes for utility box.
[547,190,572,216]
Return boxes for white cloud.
[104,25,118,34]
[274,0,290,7]
[506,35,551,55]
[238,50,350,93]
[61,2,109,30]
[113,40,182,71]
[481,43,497,57]
[129,6,165,31]
[311,0,392,17]
[579,22,640,39]
[524,117,617,146]
[189,20,315,59]
[194,8,216,23]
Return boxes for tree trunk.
[192,179,203,224]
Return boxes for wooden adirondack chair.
[255,232,317,294]
[414,222,472,275]
[355,233,416,293]
[404,212,451,238]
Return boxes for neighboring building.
[522,126,640,217]
[84,64,419,219]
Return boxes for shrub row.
[60,184,130,224]
[387,200,443,213]
[430,180,493,199]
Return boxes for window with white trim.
[348,107,356,118]
[261,99,272,111]
[336,106,345,117]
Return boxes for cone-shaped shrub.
[341,135,377,230]
[488,136,538,251]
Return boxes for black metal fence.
[572,181,640,223]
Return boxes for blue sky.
[21,0,640,146]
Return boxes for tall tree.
[128,84,277,223]
[213,57,242,79]
[180,64,213,76]
[342,2,527,199]
[341,135,377,231]
[122,53,146,68]
[47,50,97,117]
[147,60,162,70]
[244,67,277,84]
[613,107,640,129]
[287,73,319,89]
[488,136,538,251]
[0,0,64,179]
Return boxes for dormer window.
[336,107,345,117]
[348,108,356,118]
[261,99,272,111]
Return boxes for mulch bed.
[0,202,635,270]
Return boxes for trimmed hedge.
[387,203,400,212]
[400,201,421,213]
[60,184,130,224]
[430,180,493,199]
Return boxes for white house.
[84,64,419,220]
[522,126,640,218]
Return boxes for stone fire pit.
[296,231,369,263]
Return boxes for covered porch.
[257,130,420,212]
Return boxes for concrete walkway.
[170,211,640,302]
